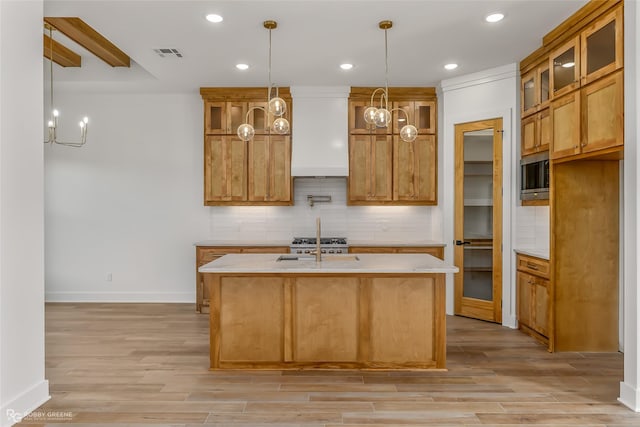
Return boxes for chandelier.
[364,20,417,143]
[237,20,289,142]
[44,25,88,147]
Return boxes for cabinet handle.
[527,279,532,284]
[526,263,539,270]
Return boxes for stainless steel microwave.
[520,152,549,201]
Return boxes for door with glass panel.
[454,119,502,323]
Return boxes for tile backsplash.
[208,178,442,242]
[515,205,550,254]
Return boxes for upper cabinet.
[521,60,550,118]
[550,37,581,99]
[348,87,438,205]
[580,6,623,86]
[521,1,623,163]
[200,88,293,206]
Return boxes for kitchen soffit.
[44,0,589,92]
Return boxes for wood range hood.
[43,17,130,68]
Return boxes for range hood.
[290,86,349,177]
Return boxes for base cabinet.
[195,245,289,313]
[205,272,447,370]
[516,254,551,347]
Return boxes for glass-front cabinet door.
[550,36,580,99]
[581,6,623,85]
[521,69,537,117]
[537,63,550,110]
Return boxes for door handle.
[454,240,471,246]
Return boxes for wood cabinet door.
[267,135,292,202]
[532,279,550,337]
[550,91,581,159]
[348,100,377,134]
[204,136,247,204]
[537,63,551,111]
[537,108,551,152]
[581,6,623,86]
[204,101,227,134]
[550,36,580,100]
[348,134,392,202]
[521,69,537,117]
[370,134,393,201]
[521,114,537,156]
[414,100,436,135]
[391,101,415,135]
[517,271,533,328]
[248,135,292,202]
[581,70,623,154]
[394,134,436,203]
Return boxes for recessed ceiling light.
[444,63,458,70]
[206,14,223,23]
[236,63,249,70]
[485,13,504,23]
[340,63,354,70]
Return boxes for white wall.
[440,63,518,326]
[44,91,209,302]
[0,1,50,426]
[620,0,640,412]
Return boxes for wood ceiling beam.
[44,17,130,67]
[43,33,81,67]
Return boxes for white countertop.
[199,253,458,274]
[194,240,291,247]
[514,248,550,260]
[194,240,445,247]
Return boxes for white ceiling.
[44,0,589,93]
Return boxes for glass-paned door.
[454,118,503,323]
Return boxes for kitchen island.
[199,253,458,370]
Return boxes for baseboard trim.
[1,380,50,427]
[45,292,193,303]
[619,381,640,412]
[502,314,518,329]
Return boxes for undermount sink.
[276,255,359,262]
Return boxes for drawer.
[517,254,550,279]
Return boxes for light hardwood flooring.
[17,302,639,426]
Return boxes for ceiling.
[44,0,589,93]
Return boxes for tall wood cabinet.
[347,87,437,205]
[200,88,293,206]
[518,0,622,352]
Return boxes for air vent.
[153,48,183,58]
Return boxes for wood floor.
[18,302,639,426]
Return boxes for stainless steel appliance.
[290,237,348,254]
[520,152,549,201]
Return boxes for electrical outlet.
[106,273,112,282]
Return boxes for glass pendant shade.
[400,124,418,142]
[272,117,290,134]
[269,97,287,117]
[374,108,391,127]
[237,123,255,141]
[364,106,378,125]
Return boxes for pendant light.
[237,20,289,141]
[364,20,417,143]
[44,24,89,147]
